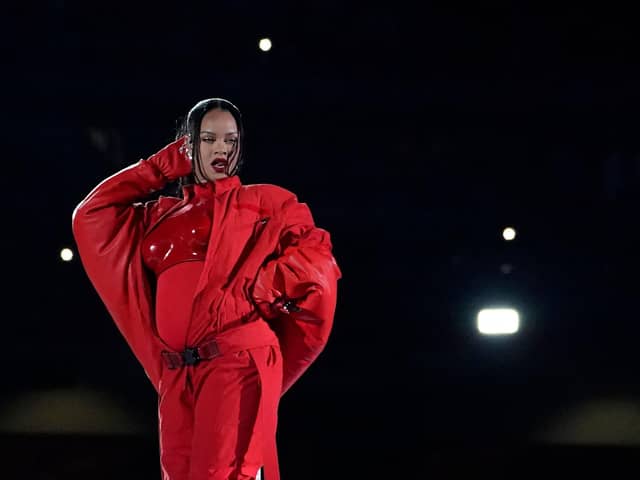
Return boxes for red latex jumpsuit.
[71,139,341,480]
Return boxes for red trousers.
[157,323,283,480]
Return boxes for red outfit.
[142,183,213,350]
[72,157,341,480]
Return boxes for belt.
[161,339,221,369]
[160,319,280,370]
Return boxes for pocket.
[251,217,270,242]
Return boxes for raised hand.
[146,136,192,181]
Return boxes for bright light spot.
[477,308,520,335]
[60,248,74,262]
[258,38,272,52]
[502,227,516,241]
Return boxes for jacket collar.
[183,176,242,198]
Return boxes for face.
[193,108,239,182]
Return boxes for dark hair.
[176,98,245,185]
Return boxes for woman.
[72,98,341,480]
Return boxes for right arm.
[71,138,191,391]
[72,136,190,234]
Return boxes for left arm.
[252,194,342,395]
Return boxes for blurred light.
[500,263,513,274]
[0,388,145,434]
[502,227,516,241]
[60,248,74,262]
[258,38,272,52]
[532,398,640,446]
[477,308,520,335]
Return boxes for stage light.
[477,308,519,335]
[60,248,74,262]
[259,38,272,52]
[502,227,516,241]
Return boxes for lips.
[211,157,228,172]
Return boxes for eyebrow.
[200,130,238,136]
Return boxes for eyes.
[201,137,238,145]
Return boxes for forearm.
[73,160,165,219]
[278,290,337,395]
[253,228,341,395]
[72,160,165,270]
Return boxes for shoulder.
[240,183,317,226]
[240,183,299,211]
[241,183,297,200]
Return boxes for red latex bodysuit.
[72,155,341,480]
[142,183,212,351]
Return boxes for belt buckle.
[182,347,200,366]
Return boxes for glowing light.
[258,38,272,52]
[477,308,520,335]
[60,248,74,262]
[502,227,516,241]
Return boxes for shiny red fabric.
[141,187,213,275]
[142,184,213,350]
[72,159,341,479]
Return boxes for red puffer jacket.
[72,158,341,394]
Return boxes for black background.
[3,1,640,478]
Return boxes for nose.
[214,139,228,156]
